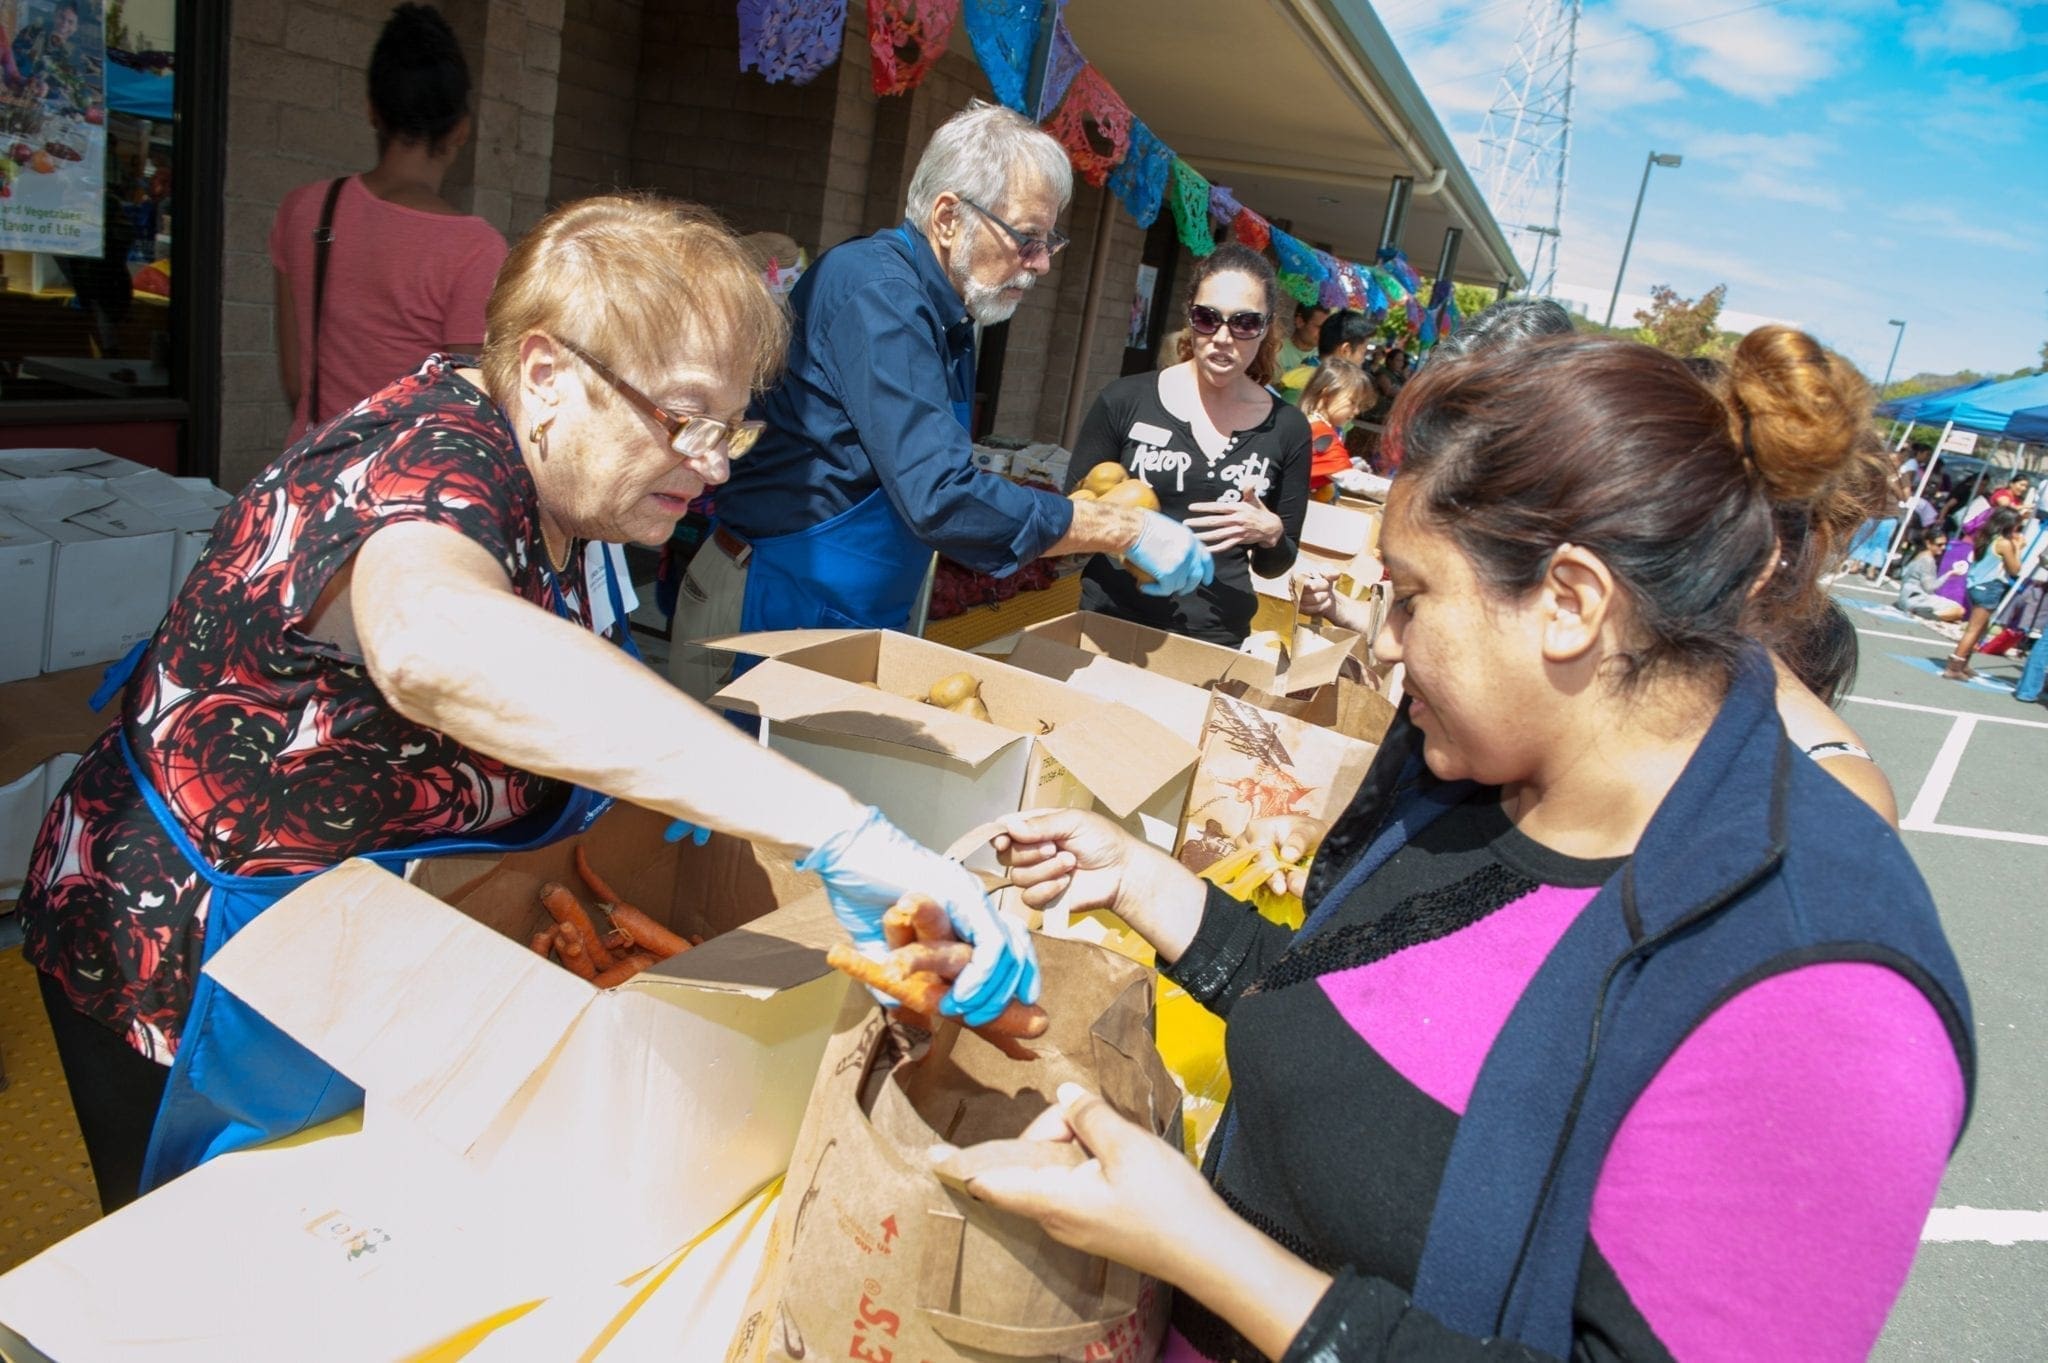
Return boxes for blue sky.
[1382,0,2048,382]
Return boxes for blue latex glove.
[663,820,712,846]
[1128,512,1216,597]
[798,806,1039,1027]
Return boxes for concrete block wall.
[549,0,646,204]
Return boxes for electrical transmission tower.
[1475,0,1581,298]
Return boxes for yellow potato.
[1080,462,1129,497]
[926,671,982,708]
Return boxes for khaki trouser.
[667,539,749,704]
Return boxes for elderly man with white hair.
[670,101,1212,697]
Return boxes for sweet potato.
[554,919,599,981]
[540,881,617,971]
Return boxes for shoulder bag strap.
[306,176,347,426]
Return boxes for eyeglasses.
[554,336,764,461]
[958,198,1069,267]
[1187,304,1270,341]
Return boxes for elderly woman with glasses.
[1066,243,1313,647]
[18,195,1038,1214]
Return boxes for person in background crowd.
[1898,532,1967,623]
[270,3,508,443]
[973,329,1971,1363]
[667,101,1211,700]
[1297,358,1372,501]
[1066,243,1310,647]
[2012,525,2048,707]
[1946,507,2025,680]
[19,196,1036,1214]
[1959,474,2030,535]
[1275,301,1332,376]
[1278,308,1374,405]
[1430,296,1575,360]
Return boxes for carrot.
[600,926,634,955]
[826,943,949,1015]
[529,927,558,958]
[540,882,618,971]
[610,903,691,960]
[824,943,1050,1041]
[554,919,599,981]
[894,940,973,978]
[593,951,659,988]
[883,894,949,947]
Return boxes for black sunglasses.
[554,336,764,461]
[958,198,1069,266]
[1187,304,1269,341]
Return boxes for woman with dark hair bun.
[973,330,1973,1363]
[268,3,508,442]
[1946,506,2025,680]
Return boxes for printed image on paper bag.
[1176,691,1377,926]
[728,935,1181,1363]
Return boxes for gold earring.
[530,419,551,458]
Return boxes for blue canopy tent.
[2007,405,2048,444]
[106,60,173,122]
[1872,372,2048,587]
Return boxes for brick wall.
[549,0,644,204]
[216,0,563,490]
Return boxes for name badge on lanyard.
[585,542,638,639]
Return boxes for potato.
[927,671,982,708]
[1080,462,1129,497]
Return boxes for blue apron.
[732,225,966,635]
[105,552,640,1193]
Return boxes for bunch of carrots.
[826,894,1049,1048]
[530,846,704,987]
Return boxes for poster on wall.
[0,0,109,255]
[1127,263,1157,350]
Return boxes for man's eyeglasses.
[555,337,764,461]
[958,198,1069,267]
[1187,304,1270,342]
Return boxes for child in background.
[1297,358,1371,501]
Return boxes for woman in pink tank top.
[268,3,507,441]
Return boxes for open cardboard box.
[1015,608,1360,702]
[707,628,1197,855]
[0,803,853,1361]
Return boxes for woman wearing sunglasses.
[18,195,1037,1213]
[1067,244,1313,646]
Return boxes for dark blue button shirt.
[716,221,1073,577]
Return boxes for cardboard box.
[0,475,175,671]
[0,446,152,481]
[708,628,1197,857]
[1,753,76,902]
[1007,442,1072,489]
[107,470,233,590]
[0,803,854,1360]
[970,446,1012,476]
[0,511,53,683]
[1015,608,1361,701]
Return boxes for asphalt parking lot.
[1830,580,2048,1361]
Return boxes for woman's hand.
[955,1083,1225,1283]
[1185,484,1283,554]
[1296,569,1338,619]
[1241,814,1327,898]
[992,808,1208,962]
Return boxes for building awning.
[1050,0,1522,289]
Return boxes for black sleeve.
[1250,403,1314,579]
[1157,883,1298,1019]
[1276,1270,1572,1363]
[1066,383,1133,494]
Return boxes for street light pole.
[1604,150,1682,328]
[1879,318,1907,398]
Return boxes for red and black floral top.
[21,359,604,1063]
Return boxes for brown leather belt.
[712,525,751,566]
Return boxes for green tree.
[1632,284,1731,358]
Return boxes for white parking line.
[1855,628,1951,646]
[1923,1207,2048,1245]
[1901,821,2048,848]
[1845,695,2048,731]
[1901,717,1976,828]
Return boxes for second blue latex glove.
[663,820,713,846]
[798,806,1039,1027]
[1128,511,1216,597]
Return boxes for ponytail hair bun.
[1724,325,1876,506]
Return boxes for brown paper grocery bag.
[727,935,1180,1363]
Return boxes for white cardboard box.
[0,512,54,684]
[0,804,851,1361]
[708,628,1198,857]
[0,446,152,481]
[0,476,175,671]
[106,471,234,590]
[1,753,77,900]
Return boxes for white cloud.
[1905,0,2024,56]
[1889,202,2038,253]
[1675,130,1851,211]
[1608,0,1854,102]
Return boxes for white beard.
[953,228,1036,327]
